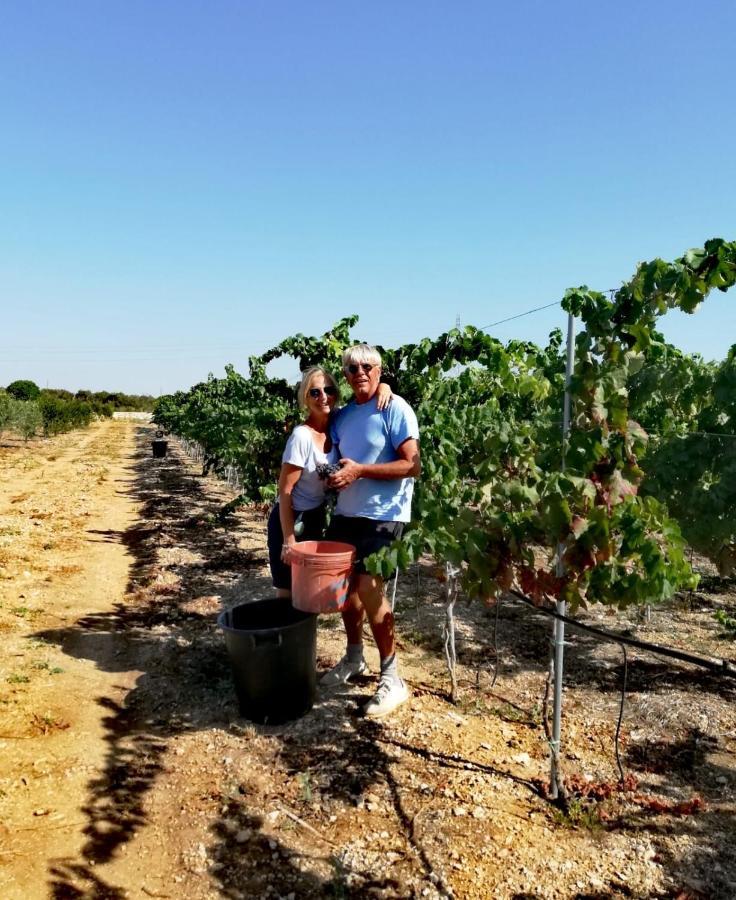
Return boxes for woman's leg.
[300,503,327,541]
[266,504,292,598]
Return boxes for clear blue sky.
[1,1,734,394]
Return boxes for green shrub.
[9,400,42,440]
[38,394,94,435]
[0,391,12,431]
[6,380,41,401]
[90,400,114,419]
[75,389,156,411]
[1,388,107,439]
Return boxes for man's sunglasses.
[308,386,337,398]
[347,363,375,375]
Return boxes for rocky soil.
[1,420,735,899]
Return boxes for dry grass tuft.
[29,712,71,735]
[52,564,83,578]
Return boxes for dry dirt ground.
[1,419,735,900]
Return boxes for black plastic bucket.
[152,439,168,458]
[218,599,317,725]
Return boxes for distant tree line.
[0,380,156,441]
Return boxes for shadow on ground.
[33,425,736,898]
[33,427,452,898]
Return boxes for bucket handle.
[251,632,283,648]
[289,555,354,568]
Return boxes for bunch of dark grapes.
[317,462,342,505]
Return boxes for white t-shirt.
[282,425,338,512]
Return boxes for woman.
[267,365,391,598]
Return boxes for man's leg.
[320,561,371,687]
[353,573,394,659]
[340,589,365,646]
[321,575,394,687]
[355,572,408,717]
[321,516,370,685]
[320,588,368,685]
[322,517,404,709]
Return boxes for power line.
[0,345,247,354]
[479,301,561,332]
[479,286,629,333]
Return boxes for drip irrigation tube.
[509,590,736,680]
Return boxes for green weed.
[714,609,736,637]
[27,638,51,649]
[11,606,34,618]
[401,627,442,652]
[328,853,347,899]
[297,771,313,803]
[553,797,604,832]
[6,674,30,684]
[30,712,70,734]
[492,702,539,725]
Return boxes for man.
[323,343,420,718]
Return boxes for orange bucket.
[290,540,355,614]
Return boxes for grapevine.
[154,238,736,611]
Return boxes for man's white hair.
[342,343,381,372]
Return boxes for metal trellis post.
[550,311,575,799]
[390,568,399,612]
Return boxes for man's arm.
[327,439,420,490]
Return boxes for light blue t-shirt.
[330,394,419,522]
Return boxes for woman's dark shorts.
[267,503,327,590]
[325,515,404,575]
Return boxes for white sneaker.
[363,676,410,718]
[320,655,368,687]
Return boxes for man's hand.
[328,458,363,490]
[328,441,420,490]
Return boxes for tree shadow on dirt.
[393,580,736,897]
[556,638,736,699]
[400,580,735,698]
[207,793,423,899]
[31,428,285,896]
[31,426,736,898]
[611,728,736,899]
[32,427,447,898]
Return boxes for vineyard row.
[154,238,736,610]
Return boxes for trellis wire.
[173,430,254,516]
[510,590,736,678]
[509,588,736,791]
[479,300,561,331]
[175,436,245,491]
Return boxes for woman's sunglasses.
[347,363,375,375]
[308,386,337,398]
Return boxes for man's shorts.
[325,515,404,575]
